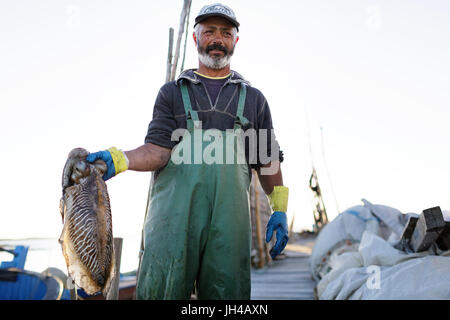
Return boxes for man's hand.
[86,147,128,181]
[258,161,290,259]
[266,211,289,259]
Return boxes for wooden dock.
[251,235,316,300]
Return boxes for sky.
[1,0,449,272]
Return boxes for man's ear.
[235,36,239,45]
[193,32,197,46]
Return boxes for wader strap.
[181,81,248,129]
[180,82,199,130]
[234,83,249,129]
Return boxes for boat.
[0,245,70,300]
[0,244,136,300]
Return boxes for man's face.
[194,17,238,70]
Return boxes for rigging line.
[320,126,340,214]
[303,104,322,223]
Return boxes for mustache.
[205,43,229,55]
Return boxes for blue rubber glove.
[86,150,116,181]
[86,147,128,181]
[266,211,289,259]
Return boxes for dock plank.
[251,236,316,300]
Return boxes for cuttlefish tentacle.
[62,148,90,191]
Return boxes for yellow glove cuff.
[108,147,129,175]
[268,186,289,213]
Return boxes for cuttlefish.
[59,148,115,296]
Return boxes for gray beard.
[198,51,232,70]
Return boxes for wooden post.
[68,276,78,300]
[180,0,191,73]
[106,237,123,300]
[288,212,295,242]
[165,28,174,83]
[70,286,76,300]
[170,0,192,81]
[253,171,265,268]
[265,240,271,264]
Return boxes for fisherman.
[86,3,289,300]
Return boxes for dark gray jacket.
[145,69,283,171]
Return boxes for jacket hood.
[176,68,251,86]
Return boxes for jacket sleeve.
[251,93,284,170]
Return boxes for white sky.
[1,1,449,272]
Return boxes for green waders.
[136,82,252,300]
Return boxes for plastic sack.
[311,199,450,299]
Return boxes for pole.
[170,0,192,81]
[106,237,123,300]
[288,212,295,241]
[165,28,174,83]
[320,126,340,214]
[253,171,265,268]
[180,0,191,73]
